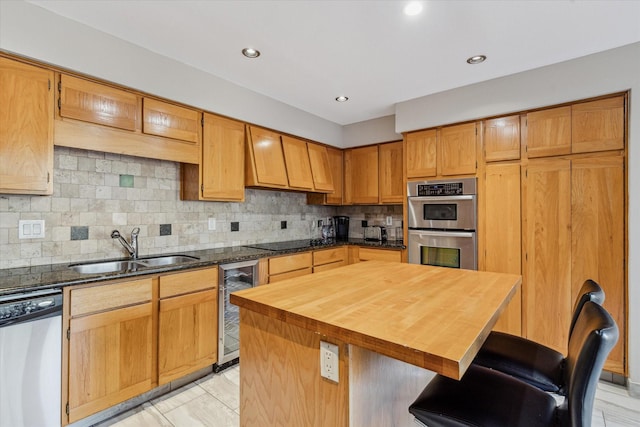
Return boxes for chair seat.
[474,331,565,393]
[409,365,559,427]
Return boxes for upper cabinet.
[142,98,201,143]
[0,57,54,195]
[245,126,289,188]
[59,74,140,131]
[405,122,477,179]
[526,106,572,158]
[307,143,334,193]
[56,74,200,164]
[483,115,521,162]
[282,135,314,190]
[307,146,343,205]
[181,113,245,202]
[344,141,403,205]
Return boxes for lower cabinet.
[313,247,348,272]
[357,247,402,263]
[268,252,313,283]
[63,267,218,425]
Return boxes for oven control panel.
[417,182,464,196]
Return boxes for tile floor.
[96,365,640,427]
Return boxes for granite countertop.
[0,239,405,297]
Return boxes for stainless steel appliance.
[0,289,62,427]
[333,216,350,240]
[407,178,477,270]
[364,225,387,242]
[218,259,259,369]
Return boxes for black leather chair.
[408,301,618,427]
[473,279,604,394]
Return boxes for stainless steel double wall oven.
[407,178,477,270]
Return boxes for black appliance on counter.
[333,216,350,240]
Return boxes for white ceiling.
[26,0,640,126]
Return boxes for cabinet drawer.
[358,248,401,263]
[269,267,313,283]
[70,277,152,317]
[313,247,346,266]
[269,252,312,275]
[313,260,347,273]
[159,267,217,299]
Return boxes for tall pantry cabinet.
[521,95,626,373]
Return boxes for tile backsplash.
[0,147,403,269]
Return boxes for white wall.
[0,1,343,147]
[342,115,402,148]
[396,42,640,395]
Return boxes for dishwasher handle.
[0,304,62,328]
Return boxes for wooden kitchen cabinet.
[65,278,154,424]
[482,163,522,335]
[181,113,245,201]
[245,125,289,188]
[58,74,140,131]
[572,96,624,154]
[142,98,201,143]
[313,246,348,273]
[344,145,379,204]
[282,135,315,190]
[158,268,218,384]
[357,247,402,263]
[0,57,54,195]
[379,141,404,203]
[483,115,521,162]
[439,122,477,176]
[268,252,313,283]
[406,129,437,178]
[307,142,335,193]
[526,106,572,158]
[307,146,343,205]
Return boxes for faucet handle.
[131,227,140,236]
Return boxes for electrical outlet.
[208,218,216,231]
[386,216,393,226]
[320,341,339,382]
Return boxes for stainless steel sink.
[135,255,199,267]
[70,255,200,274]
[69,260,137,274]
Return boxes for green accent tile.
[119,174,134,188]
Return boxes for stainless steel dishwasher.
[0,289,63,427]
[217,259,258,370]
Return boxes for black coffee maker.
[333,216,350,240]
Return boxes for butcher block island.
[230,261,521,427]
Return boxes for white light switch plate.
[320,341,339,382]
[208,218,216,231]
[19,220,45,239]
[386,216,393,226]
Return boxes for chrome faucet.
[111,227,140,259]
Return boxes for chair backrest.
[569,279,605,338]
[561,301,618,427]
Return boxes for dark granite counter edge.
[0,239,405,296]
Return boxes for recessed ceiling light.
[335,96,349,102]
[467,55,487,64]
[242,48,260,58]
[404,1,423,16]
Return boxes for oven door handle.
[409,230,475,238]
[408,195,475,202]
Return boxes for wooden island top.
[230,261,521,380]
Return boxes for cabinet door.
[439,123,477,176]
[358,248,401,263]
[483,115,520,162]
[572,96,624,154]
[142,98,201,143]
[522,159,572,353]
[406,129,437,178]
[0,58,54,195]
[68,303,153,423]
[526,106,571,158]
[344,146,379,204]
[158,289,218,384]
[484,163,522,335]
[571,156,625,373]
[201,113,245,201]
[307,143,335,193]
[325,147,343,205]
[282,135,314,190]
[59,74,140,131]
[246,126,288,187]
[379,141,403,204]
